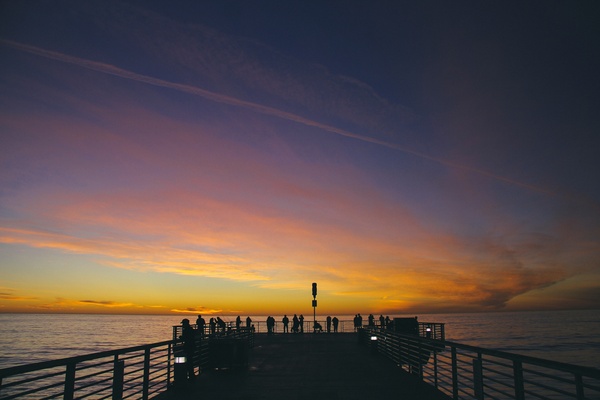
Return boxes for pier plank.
[154,333,450,400]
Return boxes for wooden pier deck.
[154,333,450,400]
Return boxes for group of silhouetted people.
[195,313,393,333]
[278,314,304,333]
[191,313,394,337]
[192,314,257,336]
[268,314,341,333]
[178,314,254,381]
[179,312,398,381]
[366,313,392,330]
[325,316,339,333]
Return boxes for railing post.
[451,347,459,400]
[417,338,424,379]
[143,348,150,400]
[513,360,525,400]
[112,358,124,400]
[473,356,484,400]
[396,333,402,365]
[167,342,173,388]
[64,362,76,400]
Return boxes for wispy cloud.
[0,212,583,311]
[0,226,270,281]
[0,39,552,195]
[79,299,133,308]
[171,307,223,315]
[0,290,38,301]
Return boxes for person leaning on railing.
[180,318,196,381]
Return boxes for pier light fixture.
[370,335,378,341]
[312,282,318,333]
[173,354,188,386]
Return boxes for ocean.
[0,309,598,371]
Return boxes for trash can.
[173,353,188,387]
[369,334,379,354]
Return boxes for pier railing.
[173,319,445,339]
[0,340,173,400]
[6,324,597,400]
[0,328,254,400]
[173,327,254,373]
[361,326,600,400]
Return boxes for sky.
[1,0,599,316]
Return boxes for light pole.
[312,282,317,333]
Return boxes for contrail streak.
[2,39,552,195]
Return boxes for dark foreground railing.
[0,328,254,400]
[361,326,600,400]
[5,324,596,400]
[0,340,173,400]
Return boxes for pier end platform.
[154,333,450,400]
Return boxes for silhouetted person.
[217,317,226,332]
[299,314,304,333]
[314,321,323,333]
[266,316,275,334]
[332,316,339,333]
[196,314,206,335]
[326,316,332,333]
[368,314,375,326]
[246,316,252,328]
[282,315,289,333]
[385,316,391,330]
[236,316,242,330]
[379,314,385,329]
[180,319,195,380]
[353,314,359,331]
[357,314,363,329]
[292,314,299,333]
[209,318,216,335]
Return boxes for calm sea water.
[0,310,598,370]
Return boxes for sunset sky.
[1,1,599,316]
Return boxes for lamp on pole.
[312,282,317,333]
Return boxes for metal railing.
[361,327,600,400]
[4,323,593,400]
[0,327,255,399]
[171,326,254,373]
[174,319,356,335]
[174,319,445,338]
[0,341,173,400]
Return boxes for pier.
[1,318,599,399]
[154,332,450,400]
